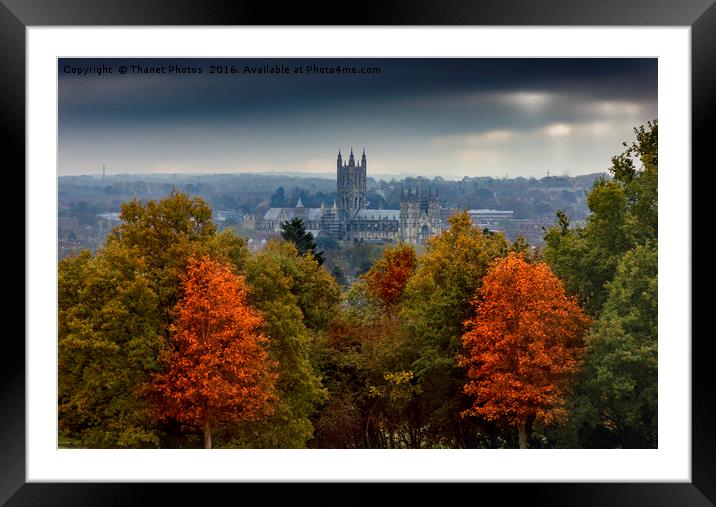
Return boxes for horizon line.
[59,170,609,181]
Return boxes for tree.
[310,279,421,449]
[400,211,509,447]
[107,189,216,325]
[343,242,386,278]
[610,122,658,245]
[226,240,332,448]
[330,264,348,288]
[280,217,325,266]
[581,243,658,447]
[308,314,367,449]
[544,121,657,314]
[461,253,590,448]
[58,245,164,448]
[542,121,658,448]
[363,243,417,307]
[59,191,224,448]
[309,242,422,449]
[154,254,277,449]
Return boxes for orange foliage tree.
[460,253,590,448]
[363,243,418,307]
[155,254,277,448]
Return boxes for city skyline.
[59,58,657,179]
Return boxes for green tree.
[582,243,658,447]
[58,243,163,447]
[280,217,325,266]
[543,121,658,449]
[106,189,216,325]
[544,121,657,315]
[219,240,334,447]
[308,313,366,448]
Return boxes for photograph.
[4,6,709,501]
[56,57,659,451]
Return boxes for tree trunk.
[518,417,527,449]
[204,418,212,449]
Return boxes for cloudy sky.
[58,58,657,179]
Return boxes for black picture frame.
[2,1,714,504]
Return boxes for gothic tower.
[400,184,442,244]
[400,185,421,244]
[427,185,441,225]
[426,185,442,240]
[337,147,367,219]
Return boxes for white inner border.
[27,27,690,482]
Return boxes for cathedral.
[259,149,442,244]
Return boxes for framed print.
[3,0,715,504]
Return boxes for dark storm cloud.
[58,58,657,177]
[59,58,656,124]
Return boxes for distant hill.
[59,171,606,217]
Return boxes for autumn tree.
[363,243,417,307]
[461,253,590,449]
[155,254,277,449]
[314,220,506,449]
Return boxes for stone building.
[259,149,442,244]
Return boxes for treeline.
[58,122,657,449]
[58,173,338,217]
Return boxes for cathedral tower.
[400,183,442,244]
[336,147,367,218]
[400,185,421,244]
